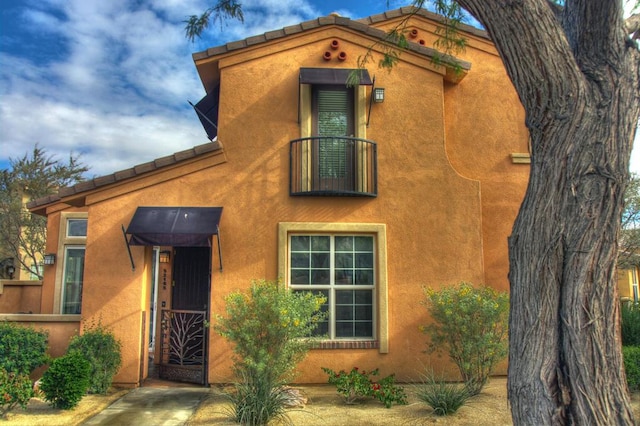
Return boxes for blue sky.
[1,1,638,177]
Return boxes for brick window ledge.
[312,340,379,349]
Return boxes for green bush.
[216,279,326,425]
[0,367,34,419]
[0,321,49,375]
[421,282,509,395]
[623,346,640,391]
[322,367,408,408]
[415,369,473,416]
[67,320,122,394]
[40,352,91,410]
[621,303,640,346]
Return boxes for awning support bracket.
[122,225,136,271]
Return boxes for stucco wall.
[37,14,529,386]
[0,281,42,313]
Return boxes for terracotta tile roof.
[26,141,223,211]
[192,6,482,71]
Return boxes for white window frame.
[53,212,88,314]
[289,234,376,340]
[61,245,85,314]
[278,222,388,353]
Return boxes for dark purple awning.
[299,68,373,85]
[126,207,223,247]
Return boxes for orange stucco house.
[5,7,530,387]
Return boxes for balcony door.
[312,86,355,191]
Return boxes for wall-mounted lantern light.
[43,254,56,265]
[159,250,171,264]
[6,265,15,279]
[373,87,385,103]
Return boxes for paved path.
[82,386,210,425]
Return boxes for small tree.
[0,145,87,279]
[421,282,509,395]
[216,279,326,425]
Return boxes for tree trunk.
[455,0,640,424]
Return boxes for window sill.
[312,340,378,349]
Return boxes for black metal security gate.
[158,309,207,384]
[158,246,211,385]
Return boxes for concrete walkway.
[82,384,210,426]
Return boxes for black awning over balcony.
[299,68,373,86]
[290,137,377,197]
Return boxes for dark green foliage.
[0,368,34,419]
[40,352,91,410]
[623,346,640,392]
[621,303,640,346]
[0,321,49,375]
[416,370,474,416]
[67,320,122,394]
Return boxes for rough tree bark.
[454,0,640,424]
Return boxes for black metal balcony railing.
[290,136,377,197]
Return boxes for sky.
[1,0,638,178]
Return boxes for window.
[278,222,388,352]
[290,235,374,339]
[61,246,85,314]
[633,268,639,304]
[54,213,87,314]
[292,78,376,196]
[66,219,88,237]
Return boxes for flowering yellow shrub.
[422,282,509,395]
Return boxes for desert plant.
[421,282,509,395]
[67,320,122,394]
[623,346,640,392]
[415,369,473,416]
[229,370,291,426]
[0,368,33,419]
[216,279,326,425]
[621,303,640,346]
[0,321,49,375]
[322,366,407,408]
[40,352,91,410]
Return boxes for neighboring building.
[618,265,640,305]
[13,8,530,386]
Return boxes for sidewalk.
[82,381,210,426]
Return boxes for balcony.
[290,136,377,197]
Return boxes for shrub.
[216,279,326,425]
[67,320,122,394]
[0,321,49,375]
[621,303,640,346]
[421,282,509,395]
[229,370,290,426]
[0,368,33,419]
[623,346,640,391]
[415,369,473,416]
[40,352,91,410]
[322,367,408,408]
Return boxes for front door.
[159,246,210,384]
